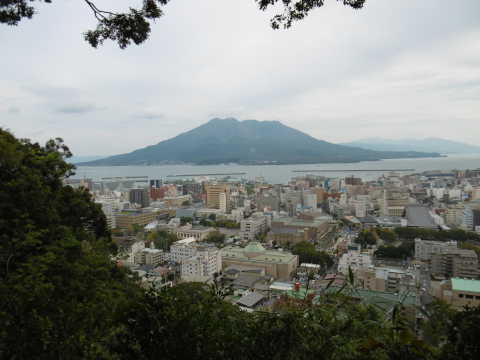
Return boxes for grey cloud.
[135,112,165,120]
[55,104,101,114]
[0,0,479,155]
[7,106,20,114]
[24,85,80,99]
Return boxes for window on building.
[466,295,474,299]
[459,294,464,298]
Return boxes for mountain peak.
[207,117,239,124]
[78,118,441,166]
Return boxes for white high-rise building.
[125,240,145,265]
[338,251,373,275]
[240,215,267,241]
[303,192,317,210]
[169,237,198,263]
[354,201,367,218]
[219,192,228,213]
[96,200,116,229]
[168,237,221,280]
[181,245,222,280]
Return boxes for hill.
[79,118,441,166]
[69,155,105,164]
[342,138,480,154]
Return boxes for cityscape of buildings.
[66,168,480,313]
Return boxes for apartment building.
[96,200,116,229]
[355,267,416,293]
[445,204,465,227]
[205,184,230,210]
[115,209,157,230]
[431,249,479,279]
[181,245,221,280]
[240,215,268,241]
[169,237,198,263]
[129,188,150,208]
[135,248,166,267]
[462,203,480,231]
[256,192,280,212]
[414,238,458,261]
[338,251,373,275]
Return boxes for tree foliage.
[1,0,365,48]
[0,128,141,358]
[291,241,333,268]
[204,230,226,245]
[375,241,415,260]
[257,0,365,29]
[179,216,193,226]
[394,227,480,242]
[2,129,480,359]
[376,227,398,243]
[354,229,377,248]
[147,230,178,250]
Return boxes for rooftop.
[221,243,297,264]
[174,237,197,245]
[236,292,265,308]
[244,242,266,253]
[406,205,436,229]
[451,278,480,293]
[322,286,416,309]
[273,217,328,228]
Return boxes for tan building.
[355,267,416,293]
[436,278,480,309]
[270,217,330,242]
[431,249,478,279]
[386,206,405,217]
[205,184,230,210]
[267,228,308,246]
[115,210,157,230]
[221,242,298,280]
[172,225,214,241]
[163,195,191,208]
[445,204,464,227]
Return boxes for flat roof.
[236,292,265,308]
[221,245,297,264]
[143,248,163,253]
[406,205,436,228]
[270,282,294,291]
[451,278,480,293]
[174,237,197,245]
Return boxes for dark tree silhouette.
[1,0,365,48]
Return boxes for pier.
[166,172,247,177]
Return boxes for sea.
[73,153,480,184]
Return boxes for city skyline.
[1,0,479,156]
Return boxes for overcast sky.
[1,0,479,156]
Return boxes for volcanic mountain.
[79,118,441,166]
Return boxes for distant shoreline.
[74,154,445,167]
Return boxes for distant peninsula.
[78,118,441,166]
[342,137,480,154]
